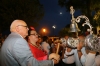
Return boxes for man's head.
[10,20,29,38]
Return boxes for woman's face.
[29,30,38,43]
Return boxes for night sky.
[36,0,81,36]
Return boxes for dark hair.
[28,26,35,36]
[69,32,78,38]
[78,31,84,36]
[42,36,48,42]
[92,28,97,35]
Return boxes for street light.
[42,28,46,36]
[52,25,56,29]
[43,28,46,33]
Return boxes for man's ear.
[16,26,20,32]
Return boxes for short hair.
[10,20,25,32]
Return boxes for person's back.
[41,42,50,54]
[1,32,26,66]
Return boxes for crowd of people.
[0,34,7,49]
[0,19,100,66]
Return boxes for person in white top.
[62,46,76,66]
[41,36,51,56]
[61,32,83,66]
[77,39,100,66]
[79,48,100,66]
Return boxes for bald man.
[0,20,60,66]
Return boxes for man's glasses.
[17,25,28,28]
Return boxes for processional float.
[67,6,100,52]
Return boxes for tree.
[59,28,69,37]
[0,0,44,33]
[94,10,100,26]
[59,24,70,37]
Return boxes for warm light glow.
[43,28,46,32]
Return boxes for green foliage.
[59,27,69,37]
[0,0,44,32]
[94,10,100,26]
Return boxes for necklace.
[29,42,47,55]
[29,42,42,50]
[30,43,38,48]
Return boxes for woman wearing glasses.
[27,26,47,61]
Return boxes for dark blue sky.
[36,0,81,36]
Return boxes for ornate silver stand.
[67,6,100,51]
